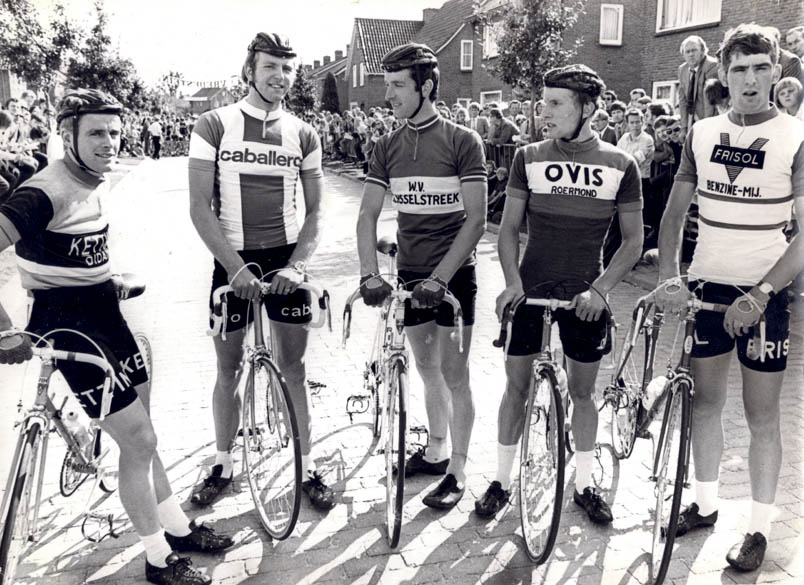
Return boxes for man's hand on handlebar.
[495,284,524,322]
[654,276,691,318]
[723,293,765,339]
[229,266,263,302]
[411,275,447,309]
[269,267,304,295]
[360,274,393,307]
[0,331,33,365]
[573,289,606,322]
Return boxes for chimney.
[324,56,331,64]
[423,8,438,22]
[335,50,343,60]
[346,44,350,54]
[314,60,321,69]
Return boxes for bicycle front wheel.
[610,311,647,460]
[385,360,406,548]
[0,423,41,585]
[520,369,565,564]
[242,357,302,540]
[648,380,691,585]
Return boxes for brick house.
[186,87,235,115]
[308,49,348,113]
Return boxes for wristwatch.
[756,281,775,298]
[291,260,307,273]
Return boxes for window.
[461,40,473,71]
[352,64,357,88]
[480,91,502,107]
[599,4,624,46]
[483,22,500,58]
[457,98,471,109]
[652,80,680,109]
[656,0,721,33]
[359,62,365,87]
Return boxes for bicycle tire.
[59,447,89,497]
[371,361,383,439]
[519,369,565,564]
[610,309,647,460]
[242,357,302,540]
[96,428,119,494]
[385,360,406,548]
[134,332,153,381]
[564,391,575,455]
[648,380,691,585]
[0,424,41,585]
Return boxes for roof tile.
[356,18,423,73]
[413,0,477,52]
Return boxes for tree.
[64,1,143,108]
[321,73,340,113]
[479,0,586,134]
[0,0,82,96]
[286,64,317,117]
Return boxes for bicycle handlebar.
[342,288,464,353]
[493,297,576,351]
[209,281,332,338]
[640,291,729,314]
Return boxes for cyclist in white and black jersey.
[188,33,334,512]
[0,89,232,585]
[657,24,804,571]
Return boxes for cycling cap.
[543,64,605,99]
[248,32,297,58]
[382,43,438,72]
[56,89,123,124]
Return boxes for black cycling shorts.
[27,281,147,419]
[398,266,477,327]
[506,304,611,363]
[209,245,313,332]
[689,281,790,373]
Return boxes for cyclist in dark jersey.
[474,65,644,524]
[0,89,232,585]
[357,43,487,509]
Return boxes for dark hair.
[603,90,618,101]
[648,103,670,118]
[489,108,503,119]
[719,23,779,69]
[29,124,49,141]
[625,107,644,121]
[609,100,627,113]
[0,110,12,129]
[703,78,730,106]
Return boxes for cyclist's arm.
[750,195,804,299]
[657,179,695,281]
[497,195,526,287]
[288,173,325,267]
[356,181,386,276]
[431,180,486,281]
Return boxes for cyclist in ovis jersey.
[188,33,334,511]
[357,43,487,509]
[474,65,644,524]
[657,24,804,571]
[0,89,232,585]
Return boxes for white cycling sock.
[495,443,518,491]
[747,500,774,537]
[425,437,449,463]
[141,530,172,568]
[157,494,191,537]
[214,451,233,478]
[575,450,594,493]
[695,480,719,517]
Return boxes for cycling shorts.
[506,304,611,362]
[27,281,148,419]
[689,281,790,373]
[209,245,313,332]
[398,266,477,327]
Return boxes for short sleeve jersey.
[676,108,804,285]
[188,99,323,251]
[365,114,487,271]
[0,158,112,290]
[507,136,642,297]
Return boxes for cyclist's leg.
[270,321,311,462]
[740,366,783,503]
[212,330,247,456]
[496,354,536,486]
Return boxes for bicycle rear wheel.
[385,360,406,548]
[520,369,565,564]
[59,445,90,497]
[648,380,691,585]
[610,308,649,460]
[242,357,302,540]
[0,424,41,585]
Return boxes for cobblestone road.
[0,157,801,585]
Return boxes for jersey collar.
[405,114,439,132]
[727,105,778,126]
[554,134,601,153]
[239,98,283,121]
[63,151,106,187]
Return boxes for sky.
[35,0,448,86]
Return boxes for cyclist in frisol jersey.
[356,43,487,510]
[474,65,644,524]
[0,89,232,585]
[188,32,335,512]
[656,24,804,572]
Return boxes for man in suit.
[487,107,519,145]
[467,101,489,141]
[677,35,719,134]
